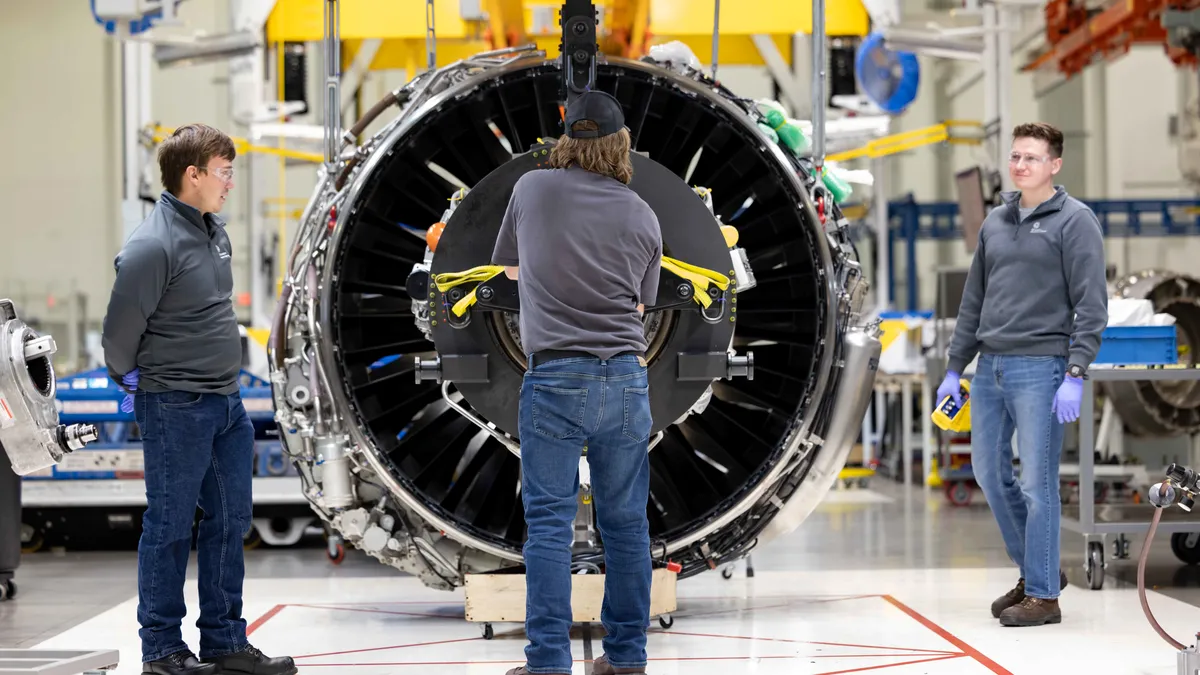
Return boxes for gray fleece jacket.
[947,185,1108,375]
[102,191,242,395]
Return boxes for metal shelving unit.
[1062,365,1200,590]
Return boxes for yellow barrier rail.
[826,120,984,163]
[147,125,324,164]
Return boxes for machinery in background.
[268,1,882,594]
[18,328,317,554]
[1143,462,1200,674]
[0,297,120,675]
[1105,270,1200,438]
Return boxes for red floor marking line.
[246,604,286,637]
[295,636,482,660]
[286,603,461,620]
[291,654,968,669]
[882,595,1014,675]
[667,601,795,620]
[663,631,961,655]
[817,653,966,675]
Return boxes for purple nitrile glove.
[937,370,962,407]
[1052,375,1083,424]
[120,368,139,414]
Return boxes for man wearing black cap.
[493,90,662,675]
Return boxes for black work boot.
[593,654,648,674]
[143,650,218,675]
[201,645,296,675]
[999,596,1062,626]
[990,570,1068,618]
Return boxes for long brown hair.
[548,120,634,184]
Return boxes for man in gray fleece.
[938,122,1107,628]
[102,124,294,675]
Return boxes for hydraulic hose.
[335,88,412,190]
[1139,504,1187,650]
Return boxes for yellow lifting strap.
[660,256,730,309]
[430,258,730,317]
[431,265,506,317]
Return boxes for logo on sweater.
[1030,222,1045,233]
[216,246,231,260]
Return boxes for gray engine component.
[0,299,98,476]
[1105,270,1200,437]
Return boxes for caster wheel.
[1086,541,1105,590]
[721,568,733,580]
[482,623,494,640]
[328,541,346,565]
[658,615,674,630]
[1113,535,1132,561]
[945,481,972,506]
[746,566,755,579]
[0,581,9,602]
[6,581,15,600]
[1171,533,1200,565]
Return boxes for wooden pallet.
[464,568,678,625]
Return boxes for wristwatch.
[1067,364,1087,379]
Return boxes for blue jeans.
[134,390,254,662]
[970,354,1066,600]
[519,354,653,674]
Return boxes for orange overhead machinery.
[1023,0,1200,77]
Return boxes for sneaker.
[999,596,1062,626]
[200,645,296,675]
[990,569,1068,618]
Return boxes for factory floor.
[5,480,1200,674]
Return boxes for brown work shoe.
[504,668,571,675]
[990,578,1025,618]
[999,596,1062,627]
[990,570,1068,618]
[593,654,648,675]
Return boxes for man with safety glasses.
[938,122,1107,628]
[103,124,296,675]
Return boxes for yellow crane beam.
[825,121,984,164]
[266,0,869,70]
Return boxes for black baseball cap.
[565,90,625,139]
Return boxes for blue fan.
[854,31,921,115]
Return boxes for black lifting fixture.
[409,0,755,438]
[559,0,599,106]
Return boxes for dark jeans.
[519,353,653,674]
[970,354,1066,600]
[134,390,254,662]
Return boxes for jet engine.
[268,42,880,590]
[1105,270,1200,436]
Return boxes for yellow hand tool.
[931,379,972,432]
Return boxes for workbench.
[1062,365,1200,591]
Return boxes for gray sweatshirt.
[947,186,1108,375]
[102,191,242,395]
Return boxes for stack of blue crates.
[37,367,296,481]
